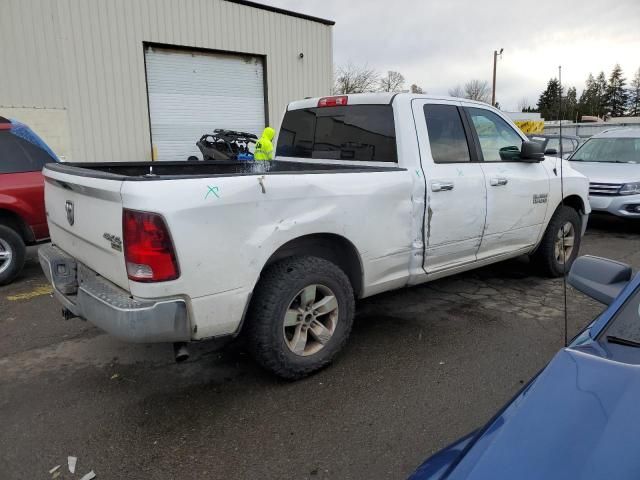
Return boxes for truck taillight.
[317,95,348,107]
[123,209,179,282]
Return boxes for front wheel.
[244,256,355,380]
[533,206,582,277]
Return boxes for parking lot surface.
[1,215,638,480]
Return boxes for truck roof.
[286,93,491,111]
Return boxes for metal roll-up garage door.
[145,46,266,161]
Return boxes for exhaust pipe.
[173,342,190,363]
[62,308,78,321]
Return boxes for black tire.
[0,225,26,286]
[533,206,582,277]
[244,256,355,380]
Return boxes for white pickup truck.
[39,93,590,379]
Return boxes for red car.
[0,117,58,284]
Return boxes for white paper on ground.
[68,456,77,474]
[80,470,96,480]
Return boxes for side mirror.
[498,145,521,161]
[544,148,558,155]
[519,141,545,162]
[568,255,633,305]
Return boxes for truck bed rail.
[45,160,404,181]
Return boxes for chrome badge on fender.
[533,193,548,204]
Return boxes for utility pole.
[491,48,503,107]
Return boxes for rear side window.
[0,131,56,173]
[423,104,471,163]
[276,105,397,162]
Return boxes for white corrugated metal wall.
[0,0,334,162]
[145,47,266,161]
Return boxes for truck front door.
[462,105,550,259]
[412,99,487,273]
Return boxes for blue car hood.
[419,348,640,480]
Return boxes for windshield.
[603,283,640,346]
[570,137,640,163]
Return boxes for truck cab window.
[467,107,523,162]
[276,105,397,162]
[423,104,471,163]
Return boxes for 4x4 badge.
[103,233,122,252]
[65,200,74,226]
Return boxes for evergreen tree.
[595,71,608,118]
[628,68,640,116]
[537,78,562,120]
[578,73,598,119]
[605,64,628,117]
[565,86,578,122]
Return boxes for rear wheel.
[245,256,355,380]
[533,206,581,277]
[0,225,26,285]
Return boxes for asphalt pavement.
[1,214,638,479]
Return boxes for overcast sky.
[264,0,640,111]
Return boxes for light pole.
[491,48,503,107]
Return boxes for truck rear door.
[44,167,129,290]
[411,99,487,272]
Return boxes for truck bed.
[45,160,402,180]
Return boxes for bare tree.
[517,97,530,112]
[410,84,425,94]
[379,70,405,92]
[333,63,379,94]
[464,80,491,103]
[448,85,464,98]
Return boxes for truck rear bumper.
[39,244,191,343]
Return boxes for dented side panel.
[120,170,415,338]
[392,99,429,287]
[409,98,488,273]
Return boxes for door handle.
[431,181,454,192]
[490,177,508,186]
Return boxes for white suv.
[569,128,640,218]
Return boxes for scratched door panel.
[412,99,487,273]
[478,162,550,257]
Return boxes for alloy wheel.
[0,238,13,275]
[283,284,339,356]
[555,221,575,265]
